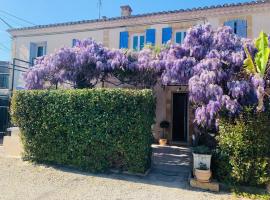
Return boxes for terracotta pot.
[195,169,212,183]
[159,139,167,146]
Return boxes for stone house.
[7,0,270,145]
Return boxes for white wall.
[252,12,270,37]
[14,29,105,61]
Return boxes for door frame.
[164,85,190,145]
[171,91,189,143]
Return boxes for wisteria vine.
[24,24,270,127]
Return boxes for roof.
[7,0,270,32]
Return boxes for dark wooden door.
[172,93,188,142]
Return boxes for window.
[175,31,187,44]
[224,19,247,38]
[72,39,77,47]
[29,42,47,63]
[132,34,145,51]
[37,46,45,57]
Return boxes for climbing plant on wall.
[24,24,270,128]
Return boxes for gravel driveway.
[0,147,236,200]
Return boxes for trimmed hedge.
[214,109,270,186]
[11,89,155,173]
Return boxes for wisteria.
[24,24,270,127]
[158,24,258,127]
[25,39,124,89]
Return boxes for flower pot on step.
[195,169,212,183]
[159,139,167,146]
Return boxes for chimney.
[121,5,132,17]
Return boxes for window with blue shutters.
[132,34,145,51]
[175,31,187,44]
[119,31,129,49]
[224,19,247,38]
[162,27,172,44]
[29,42,47,64]
[146,29,156,46]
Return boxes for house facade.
[7,1,270,144]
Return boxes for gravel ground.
[0,147,237,200]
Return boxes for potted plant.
[192,145,212,171]
[159,120,170,146]
[195,162,212,183]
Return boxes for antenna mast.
[98,0,102,19]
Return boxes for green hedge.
[11,89,155,173]
[214,109,270,186]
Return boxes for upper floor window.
[175,31,186,44]
[224,19,247,38]
[132,34,145,51]
[29,42,47,64]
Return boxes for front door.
[172,93,188,142]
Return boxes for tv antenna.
[97,0,102,19]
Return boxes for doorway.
[172,93,188,142]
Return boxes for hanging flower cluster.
[25,39,125,89]
[159,24,258,127]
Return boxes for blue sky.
[0,0,253,61]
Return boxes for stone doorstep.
[190,178,220,192]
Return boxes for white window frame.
[132,33,145,51]
[174,30,187,44]
[35,42,47,58]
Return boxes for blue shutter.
[175,32,182,44]
[162,27,172,44]
[146,29,156,45]
[119,31,129,49]
[29,42,37,64]
[72,39,77,47]
[133,36,138,50]
[224,20,236,33]
[140,36,145,50]
[237,19,247,38]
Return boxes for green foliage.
[215,108,270,186]
[11,89,155,173]
[255,32,270,77]
[244,31,270,77]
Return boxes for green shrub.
[215,109,270,186]
[11,89,155,173]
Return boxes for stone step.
[2,127,23,158]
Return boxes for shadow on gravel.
[32,144,198,190]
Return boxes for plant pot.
[195,169,212,183]
[193,153,212,170]
[159,139,167,146]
